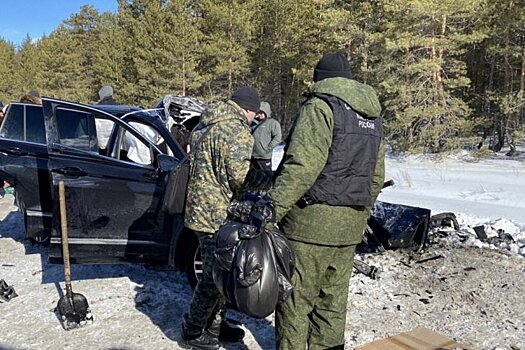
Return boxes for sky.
[0,0,118,47]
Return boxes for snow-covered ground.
[1,147,524,349]
[381,151,525,226]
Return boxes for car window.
[0,104,24,141]
[25,105,46,144]
[55,108,98,152]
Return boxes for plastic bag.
[213,220,294,318]
[269,229,295,303]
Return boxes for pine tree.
[376,0,487,152]
[61,5,102,103]
[14,35,44,98]
[251,0,329,131]
[197,0,257,101]
[116,0,204,107]
[92,11,132,104]
[37,26,86,101]
[0,39,19,103]
[469,0,525,153]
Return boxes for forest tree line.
[0,0,524,154]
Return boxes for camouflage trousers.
[275,240,356,350]
[183,232,223,337]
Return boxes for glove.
[227,199,255,223]
[243,168,274,192]
[249,195,276,233]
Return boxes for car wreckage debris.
[0,279,18,302]
[353,260,379,279]
[415,254,444,264]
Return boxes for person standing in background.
[251,101,282,171]
[97,85,119,105]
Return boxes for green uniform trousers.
[183,233,223,336]
[275,240,356,350]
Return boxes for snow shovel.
[57,180,93,330]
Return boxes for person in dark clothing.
[257,53,385,350]
[97,85,119,105]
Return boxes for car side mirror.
[156,154,178,172]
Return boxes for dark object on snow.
[361,201,431,253]
[473,225,488,240]
[497,229,515,242]
[56,181,93,330]
[415,254,444,264]
[213,219,295,318]
[429,212,459,231]
[353,260,379,279]
[472,225,515,243]
[0,279,18,302]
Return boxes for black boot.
[206,318,245,343]
[180,325,219,350]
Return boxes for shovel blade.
[57,292,93,330]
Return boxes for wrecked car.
[0,97,203,283]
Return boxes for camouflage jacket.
[268,77,385,246]
[184,101,254,234]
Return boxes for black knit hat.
[313,53,352,82]
[231,87,261,112]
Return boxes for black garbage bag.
[269,228,295,303]
[214,220,294,319]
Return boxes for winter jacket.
[184,100,254,234]
[268,77,385,246]
[252,102,282,159]
[97,96,119,105]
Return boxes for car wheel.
[184,234,202,289]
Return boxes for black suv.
[0,98,201,284]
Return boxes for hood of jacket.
[259,101,272,119]
[307,77,381,118]
[199,100,250,128]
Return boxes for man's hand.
[243,168,274,192]
[249,195,276,233]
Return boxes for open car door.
[42,98,181,264]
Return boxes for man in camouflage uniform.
[180,87,260,350]
[265,53,385,349]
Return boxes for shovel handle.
[58,181,73,297]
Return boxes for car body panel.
[41,98,183,264]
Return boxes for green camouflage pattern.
[268,77,385,246]
[269,76,384,349]
[183,233,223,336]
[184,100,254,234]
[275,241,356,350]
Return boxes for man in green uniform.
[180,87,260,350]
[264,53,385,349]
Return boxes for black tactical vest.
[303,93,383,207]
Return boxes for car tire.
[184,233,202,289]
